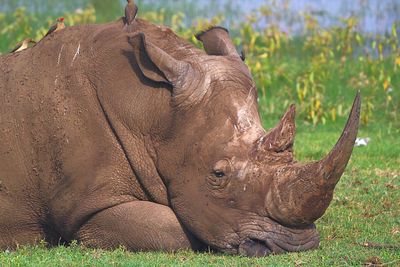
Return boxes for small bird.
[45,17,65,37]
[10,38,36,53]
[125,0,138,25]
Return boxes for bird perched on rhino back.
[45,17,65,37]
[125,0,138,26]
[10,38,36,53]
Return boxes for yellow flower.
[383,80,390,91]
[395,56,400,66]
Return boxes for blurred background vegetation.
[0,0,399,129]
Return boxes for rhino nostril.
[238,239,271,257]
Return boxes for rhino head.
[128,27,360,256]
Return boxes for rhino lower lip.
[238,236,311,257]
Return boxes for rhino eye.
[214,171,225,178]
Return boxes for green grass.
[0,121,399,266]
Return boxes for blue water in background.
[1,0,399,35]
[149,0,400,35]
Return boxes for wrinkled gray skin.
[0,18,360,256]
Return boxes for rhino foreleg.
[74,201,200,252]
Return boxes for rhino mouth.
[234,221,320,257]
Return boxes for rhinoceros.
[0,17,360,257]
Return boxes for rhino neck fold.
[91,81,169,206]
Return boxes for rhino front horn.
[319,91,361,186]
[266,91,361,226]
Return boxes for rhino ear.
[195,26,240,58]
[128,33,190,86]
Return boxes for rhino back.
[0,23,102,194]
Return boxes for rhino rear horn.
[129,33,190,86]
[195,26,240,58]
[262,104,296,152]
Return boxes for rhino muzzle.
[264,92,361,226]
[224,215,321,257]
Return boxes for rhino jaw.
[265,91,361,226]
